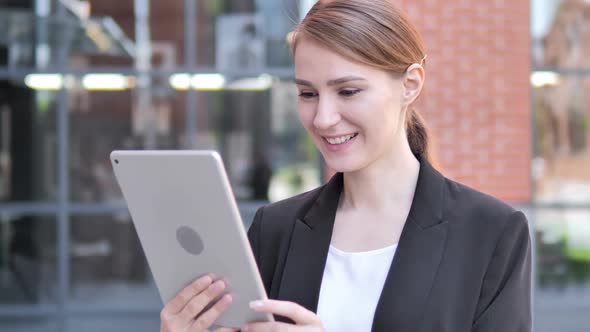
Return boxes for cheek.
[297,104,316,131]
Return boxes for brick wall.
[403,0,532,203]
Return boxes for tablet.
[110,150,273,328]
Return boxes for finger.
[189,294,233,332]
[162,274,214,316]
[249,300,320,326]
[243,322,301,332]
[179,280,228,322]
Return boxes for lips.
[324,133,358,145]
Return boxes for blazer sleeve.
[472,211,532,332]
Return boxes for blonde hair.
[291,0,433,161]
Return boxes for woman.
[160,0,532,331]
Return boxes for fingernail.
[224,294,233,304]
[241,325,249,332]
[249,300,263,309]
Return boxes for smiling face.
[294,38,410,173]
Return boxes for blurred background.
[0,0,587,331]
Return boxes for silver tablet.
[110,150,272,328]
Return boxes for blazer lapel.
[276,173,343,314]
[372,159,449,331]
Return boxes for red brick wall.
[404,0,531,203]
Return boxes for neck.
[340,139,420,212]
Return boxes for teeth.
[326,134,356,145]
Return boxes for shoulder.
[444,177,517,219]
[442,176,529,246]
[253,184,326,234]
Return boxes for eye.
[298,91,318,100]
[339,89,361,97]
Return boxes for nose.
[313,96,341,130]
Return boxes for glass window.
[532,0,590,69]
[532,1,590,330]
[531,0,590,204]
[0,318,58,332]
[0,0,316,327]
[0,0,302,70]
[68,213,158,308]
[532,76,590,204]
[65,316,159,332]
[533,207,590,331]
[0,81,58,202]
[67,77,319,204]
[68,85,184,203]
[0,215,57,305]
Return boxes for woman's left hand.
[242,299,324,332]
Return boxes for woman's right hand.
[160,274,237,332]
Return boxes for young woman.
[160,1,532,331]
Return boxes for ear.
[402,64,425,106]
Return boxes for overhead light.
[191,74,225,90]
[227,74,273,91]
[25,74,64,90]
[82,74,132,90]
[531,71,560,87]
[169,73,191,90]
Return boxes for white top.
[316,244,397,332]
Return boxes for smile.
[324,133,358,145]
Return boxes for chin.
[322,154,367,174]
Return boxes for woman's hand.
[242,300,325,332]
[160,274,237,332]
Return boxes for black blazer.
[247,158,532,331]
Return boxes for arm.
[472,211,532,332]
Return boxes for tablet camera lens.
[114,159,119,164]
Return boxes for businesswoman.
[160,0,532,331]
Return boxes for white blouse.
[316,244,397,332]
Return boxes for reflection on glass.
[190,80,320,203]
[0,80,58,202]
[267,80,320,201]
[0,318,57,332]
[534,208,590,331]
[205,0,297,68]
[69,213,159,307]
[66,317,159,332]
[69,85,184,203]
[533,0,590,69]
[536,209,590,288]
[533,76,590,203]
[0,215,56,305]
[532,0,590,211]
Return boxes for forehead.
[294,38,390,82]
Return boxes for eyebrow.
[294,75,367,87]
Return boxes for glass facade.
[531,0,590,330]
[0,215,57,306]
[0,0,317,331]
